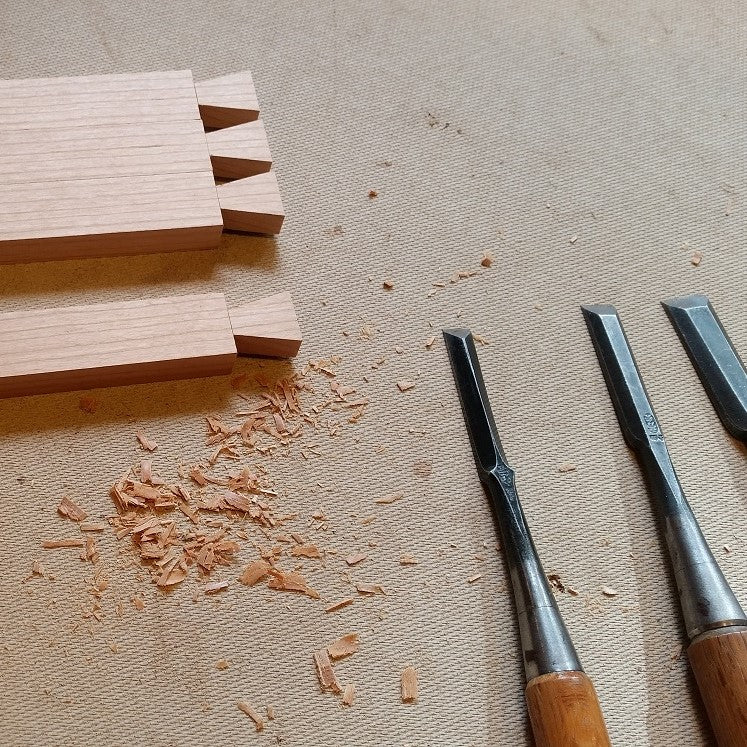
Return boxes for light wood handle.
[525,670,611,747]
[688,627,747,747]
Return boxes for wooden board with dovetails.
[0,69,284,264]
[0,292,301,398]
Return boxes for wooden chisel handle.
[525,670,611,746]
[688,627,747,747]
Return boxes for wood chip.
[467,573,482,584]
[691,250,703,266]
[400,554,418,565]
[313,648,342,693]
[216,659,230,670]
[205,580,230,594]
[601,585,618,597]
[238,560,271,586]
[80,522,107,532]
[42,539,85,549]
[401,666,418,703]
[132,596,145,611]
[291,544,322,559]
[345,552,367,566]
[375,492,403,505]
[266,706,275,720]
[569,234,578,244]
[267,569,319,599]
[237,701,264,731]
[558,462,577,473]
[326,598,353,613]
[424,335,436,349]
[396,380,415,392]
[472,333,490,345]
[383,279,394,290]
[480,250,494,267]
[57,496,87,522]
[342,683,356,706]
[327,633,359,660]
[136,430,158,451]
[368,190,378,199]
[356,583,386,595]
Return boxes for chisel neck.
[482,470,583,681]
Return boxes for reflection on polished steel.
[662,294,747,442]
[582,305,747,640]
[443,329,582,682]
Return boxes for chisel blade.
[662,294,747,442]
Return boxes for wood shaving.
[401,666,418,703]
[558,462,577,473]
[467,574,482,584]
[57,496,87,522]
[132,596,145,611]
[383,279,394,290]
[239,560,270,586]
[357,515,377,526]
[136,431,158,451]
[326,598,353,613]
[569,235,578,245]
[345,552,367,566]
[42,539,85,549]
[327,633,359,660]
[205,580,230,594]
[396,380,415,392]
[375,492,402,505]
[356,583,386,595]
[424,335,435,349]
[691,250,703,266]
[216,659,230,670]
[267,568,319,598]
[291,544,322,559]
[266,706,275,720]
[480,250,494,267]
[368,190,378,199]
[342,683,356,706]
[237,701,264,731]
[399,554,417,565]
[472,333,490,345]
[601,585,618,597]
[79,522,107,532]
[313,648,342,693]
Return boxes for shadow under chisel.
[581,304,747,747]
[661,294,747,442]
[443,329,610,747]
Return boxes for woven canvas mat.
[1,2,745,745]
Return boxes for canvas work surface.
[0,2,745,746]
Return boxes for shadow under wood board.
[0,291,302,398]
[0,69,284,264]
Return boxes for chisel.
[661,294,747,442]
[444,329,610,747]
[582,304,747,747]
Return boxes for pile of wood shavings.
[36,358,380,621]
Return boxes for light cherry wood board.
[229,291,302,357]
[0,69,284,264]
[0,294,237,398]
[0,292,301,398]
[218,172,285,234]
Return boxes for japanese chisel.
[662,294,747,442]
[444,328,610,747]
[582,304,747,747]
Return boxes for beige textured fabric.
[0,2,745,745]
